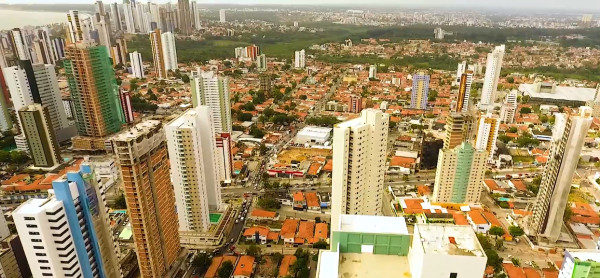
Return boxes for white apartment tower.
[190,70,232,134]
[433,142,487,203]
[294,49,306,69]
[586,85,600,118]
[162,31,178,72]
[500,90,518,123]
[369,64,377,79]
[122,1,136,34]
[480,45,505,109]
[456,61,467,83]
[474,113,500,162]
[191,1,201,30]
[67,10,92,43]
[331,109,389,227]
[129,51,145,78]
[528,107,593,243]
[166,107,222,247]
[219,9,226,23]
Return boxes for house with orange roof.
[503,263,526,278]
[306,162,322,178]
[233,255,255,278]
[1,174,48,193]
[278,255,296,277]
[313,222,328,243]
[281,219,299,244]
[467,210,492,233]
[249,209,279,221]
[389,156,417,173]
[508,180,527,192]
[484,179,506,194]
[205,256,239,278]
[322,160,333,172]
[243,226,271,244]
[292,192,305,210]
[450,211,470,226]
[416,185,431,196]
[304,192,320,211]
[296,221,315,243]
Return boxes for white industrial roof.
[316,250,340,278]
[566,249,600,262]
[297,126,333,138]
[519,84,596,102]
[339,214,409,235]
[414,224,485,257]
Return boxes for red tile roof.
[251,209,277,219]
[297,221,315,240]
[278,255,296,277]
[233,256,255,277]
[281,219,299,239]
[305,192,319,208]
[468,210,488,225]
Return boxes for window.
[450,273,457,278]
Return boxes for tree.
[520,107,532,114]
[507,76,515,83]
[508,226,525,238]
[313,240,329,249]
[181,74,190,83]
[509,127,518,133]
[242,102,256,111]
[192,253,212,274]
[299,95,308,100]
[257,197,281,211]
[218,261,234,278]
[259,144,268,155]
[498,134,512,144]
[315,217,321,223]
[114,193,127,209]
[250,126,265,138]
[564,204,573,221]
[246,243,261,257]
[511,257,520,266]
[237,112,253,121]
[488,226,505,238]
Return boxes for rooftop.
[519,83,596,102]
[414,224,485,257]
[113,120,162,142]
[297,126,333,137]
[338,214,409,235]
[318,251,412,278]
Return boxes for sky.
[2,0,599,11]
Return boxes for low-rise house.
[233,255,255,278]
[249,209,280,221]
[278,255,297,277]
[281,219,299,244]
[305,192,320,211]
[293,192,306,210]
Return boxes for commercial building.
[331,109,389,227]
[295,126,333,145]
[191,70,232,133]
[433,142,487,203]
[150,29,178,79]
[474,113,500,162]
[411,72,430,110]
[444,113,473,150]
[18,104,61,169]
[500,90,518,123]
[520,81,596,107]
[166,107,221,247]
[294,49,306,69]
[410,224,487,278]
[129,51,144,78]
[65,42,124,149]
[528,107,593,243]
[317,215,411,278]
[559,249,600,278]
[480,45,505,109]
[113,121,180,278]
[455,70,473,113]
[13,164,121,278]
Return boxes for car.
[241,217,245,221]
[192,269,198,275]
[235,219,239,224]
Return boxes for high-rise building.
[150,29,177,79]
[18,104,61,169]
[257,54,267,71]
[480,45,505,108]
[129,51,144,78]
[110,3,122,31]
[0,247,21,278]
[368,64,377,79]
[111,37,128,66]
[348,95,363,113]
[9,29,30,61]
[456,61,467,83]
[331,109,389,227]
[64,42,124,139]
[191,1,201,30]
[215,133,233,182]
[411,72,430,110]
[528,107,593,243]
[432,142,487,203]
[259,73,271,92]
[119,89,134,124]
[245,45,260,61]
[455,71,473,113]
[92,12,112,55]
[443,113,473,150]
[294,49,306,69]
[51,38,66,60]
[113,121,180,278]
[3,60,70,141]
[13,164,121,278]
[559,249,600,278]
[122,1,136,34]
[0,86,12,133]
[67,10,92,43]
[166,107,221,247]
[219,9,226,23]
[474,113,500,162]
[586,85,600,118]
[178,0,193,35]
[191,70,232,133]
[500,90,518,123]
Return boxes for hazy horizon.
[2,0,600,12]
